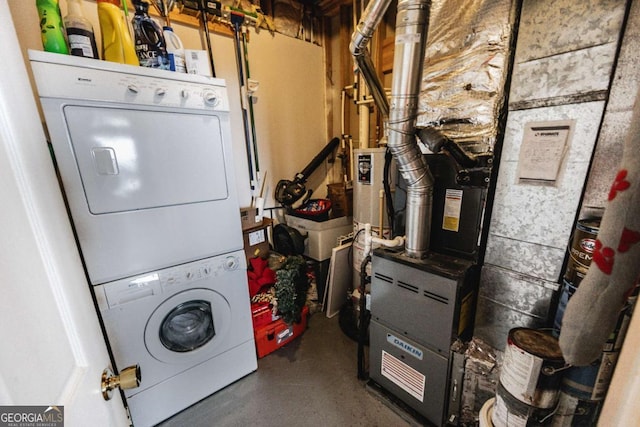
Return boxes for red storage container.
[251,301,278,329]
[254,306,309,358]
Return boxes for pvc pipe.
[378,189,384,233]
[363,222,405,257]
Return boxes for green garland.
[274,255,309,324]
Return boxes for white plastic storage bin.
[284,215,353,261]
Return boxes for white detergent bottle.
[163,26,186,73]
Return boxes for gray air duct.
[350,0,434,258]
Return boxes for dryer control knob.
[155,87,167,97]
[127,84,139,94]
[203,90,218,106]
[224,256,238,270]
[180,89,190,99]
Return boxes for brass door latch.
[101,365,141,401]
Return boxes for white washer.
[94,251,256,427]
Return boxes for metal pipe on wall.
[351,0,433,258]
[349,0,392,119]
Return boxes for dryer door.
[146,288,232,364]
[41,97,243,285]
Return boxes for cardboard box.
[240,207,261,231]
[185,49,212,77]
[327,183,353,217]
[242,218,272,262]
[254,306,309,358]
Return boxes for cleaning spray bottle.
[97,0,139,65]
[162,26,186,73]
[64,0,98,58]
[36,0,69,54]
[132,1,170,70]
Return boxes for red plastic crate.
[251,301,279,329]
[254,305,309,358]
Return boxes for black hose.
[298,137,340,181]
[357,254,371,380]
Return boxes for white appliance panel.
[64,106,229,214]
[28,50,230,111]
[94,252,256,427]
[31,51,243,284]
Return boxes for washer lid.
[145,288,231,364]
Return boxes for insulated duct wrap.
[418,0,515,152]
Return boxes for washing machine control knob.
[224,256,238,270]
[155,87,167,97]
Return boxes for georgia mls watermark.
[0,406,63,427]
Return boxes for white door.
[0,2,129,426]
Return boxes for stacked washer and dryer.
[29,51,256,426]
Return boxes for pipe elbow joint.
[350,31,368,58]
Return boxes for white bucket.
[479,398,495,427]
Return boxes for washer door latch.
[101,365,141,401]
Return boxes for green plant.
[274,255,309,324]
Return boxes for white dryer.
[94,251,255,427]
[29,50,244,285]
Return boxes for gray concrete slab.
[158,313,415,427]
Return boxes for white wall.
[9,0,328,211]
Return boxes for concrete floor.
[158,312,419,427]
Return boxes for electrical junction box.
[284,215,353,261]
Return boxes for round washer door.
[145,288,231,364]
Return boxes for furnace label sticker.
[380,350,425,402]
[442,189,463,232]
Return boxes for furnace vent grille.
[397,281,420,294]
[424,290,449,305]
[374,273,393,284]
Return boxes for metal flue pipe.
[350,0,434,258]
[388,0,433,258]
[349,0,392,119]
